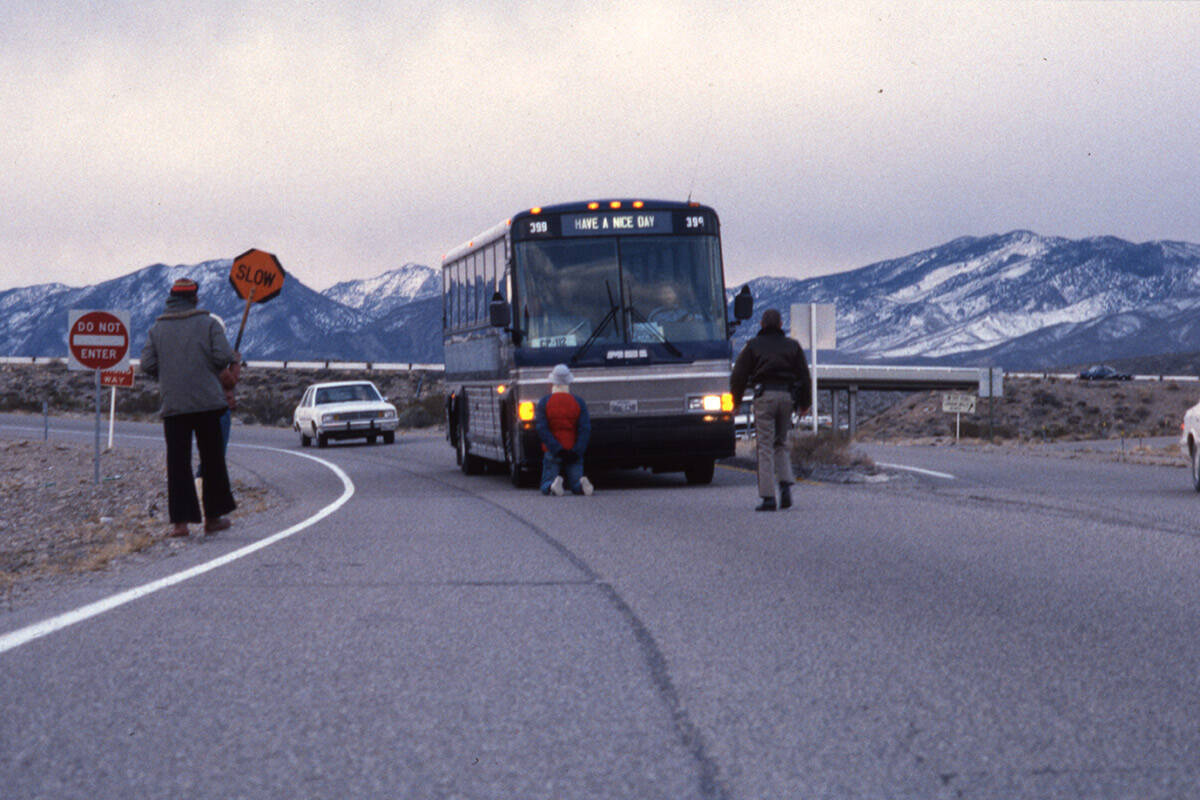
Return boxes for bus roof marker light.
[632,201,644,209]
[587,202,600,210]
[609,201,621,209]
[531,207,542,215]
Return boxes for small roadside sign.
[942,393,977,414]
[66,308,131,483]
[67,309,130,372]
[100,367,135,388]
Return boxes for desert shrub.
[790,432,874,471]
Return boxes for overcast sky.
[2,1,1197,292]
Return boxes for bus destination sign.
[561,211,674,237]
[513,208,718,240]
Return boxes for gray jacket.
[140,308,235,417]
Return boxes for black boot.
[755,496,777,512]
[779,482,792,509]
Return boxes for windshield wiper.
[569,281,622,365]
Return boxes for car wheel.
[383,431,395,445]
[317,432,329,448]
[367,435,378,445]
[299,431,311,448]
[1191,444,1200,493]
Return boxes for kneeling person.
[535,364,594,496]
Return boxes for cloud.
[2,1,1199,291]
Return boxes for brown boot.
[204,517,231,535]
[168,523,189,538]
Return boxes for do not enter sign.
[229,248,286,303]
[67,310,130,372]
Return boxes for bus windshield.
[515,235,725,350]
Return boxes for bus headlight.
[702,394,723,412]
[518,401,535,421]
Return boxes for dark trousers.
[164,409,236,524]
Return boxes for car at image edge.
[293,380,398,448]
[1181,400,1200,491]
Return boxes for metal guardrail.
[0,356,444,372]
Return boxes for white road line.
[876,461,956,480]
[0,445,354,656]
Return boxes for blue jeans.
[540,451,584,494]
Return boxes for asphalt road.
[3,415,1200,799]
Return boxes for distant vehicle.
[1181,400,1200,491]
[293,380,398,448]
[1079,365,1132,381]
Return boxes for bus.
[442,198,753,487]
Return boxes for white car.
[1182,400,1200,490]
[293,380,398,448]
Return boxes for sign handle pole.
[93,369,101,485]
[107,385,117,450]
[233,286,256,352]
[956,411,961,443]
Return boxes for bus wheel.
[684,459,715,485]
[510,459,535,488]
[458,429,484,475]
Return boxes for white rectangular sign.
[790,303,836,350]
[942,392,977,414]
[979,367,1004,398]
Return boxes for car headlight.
[379,409,396,419]
[321,413,336,424]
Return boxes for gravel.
[0,437,277,612]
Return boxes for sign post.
[67,310,130,483]
[101,367,135,449]
[942,392,977,443]
[229,248,286,351]
[791,303,836,434]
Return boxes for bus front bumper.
[520,413,734,471]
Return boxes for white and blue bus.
[443,198,753,487]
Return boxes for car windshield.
[514,235,725,349]
[315,384,381,404]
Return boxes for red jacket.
[534,392,592,454]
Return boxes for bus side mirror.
[733,286,753,321]
[489,292,511,328]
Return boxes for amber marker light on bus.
[518,401,535,421]
[721,393,735,412]
[588,202,600,210]
[610,201,621,209]
[496,384,507,395]
[531,207,542,214]
[632,201,644,209]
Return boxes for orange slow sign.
[229,249,285,303]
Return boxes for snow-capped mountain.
[0,260,440,363]
[322,263,440,320]
[731,231,1200,369]
[6,231,1200,369]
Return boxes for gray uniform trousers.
[753,389,795,497]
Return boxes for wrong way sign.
[67,310,130,372]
